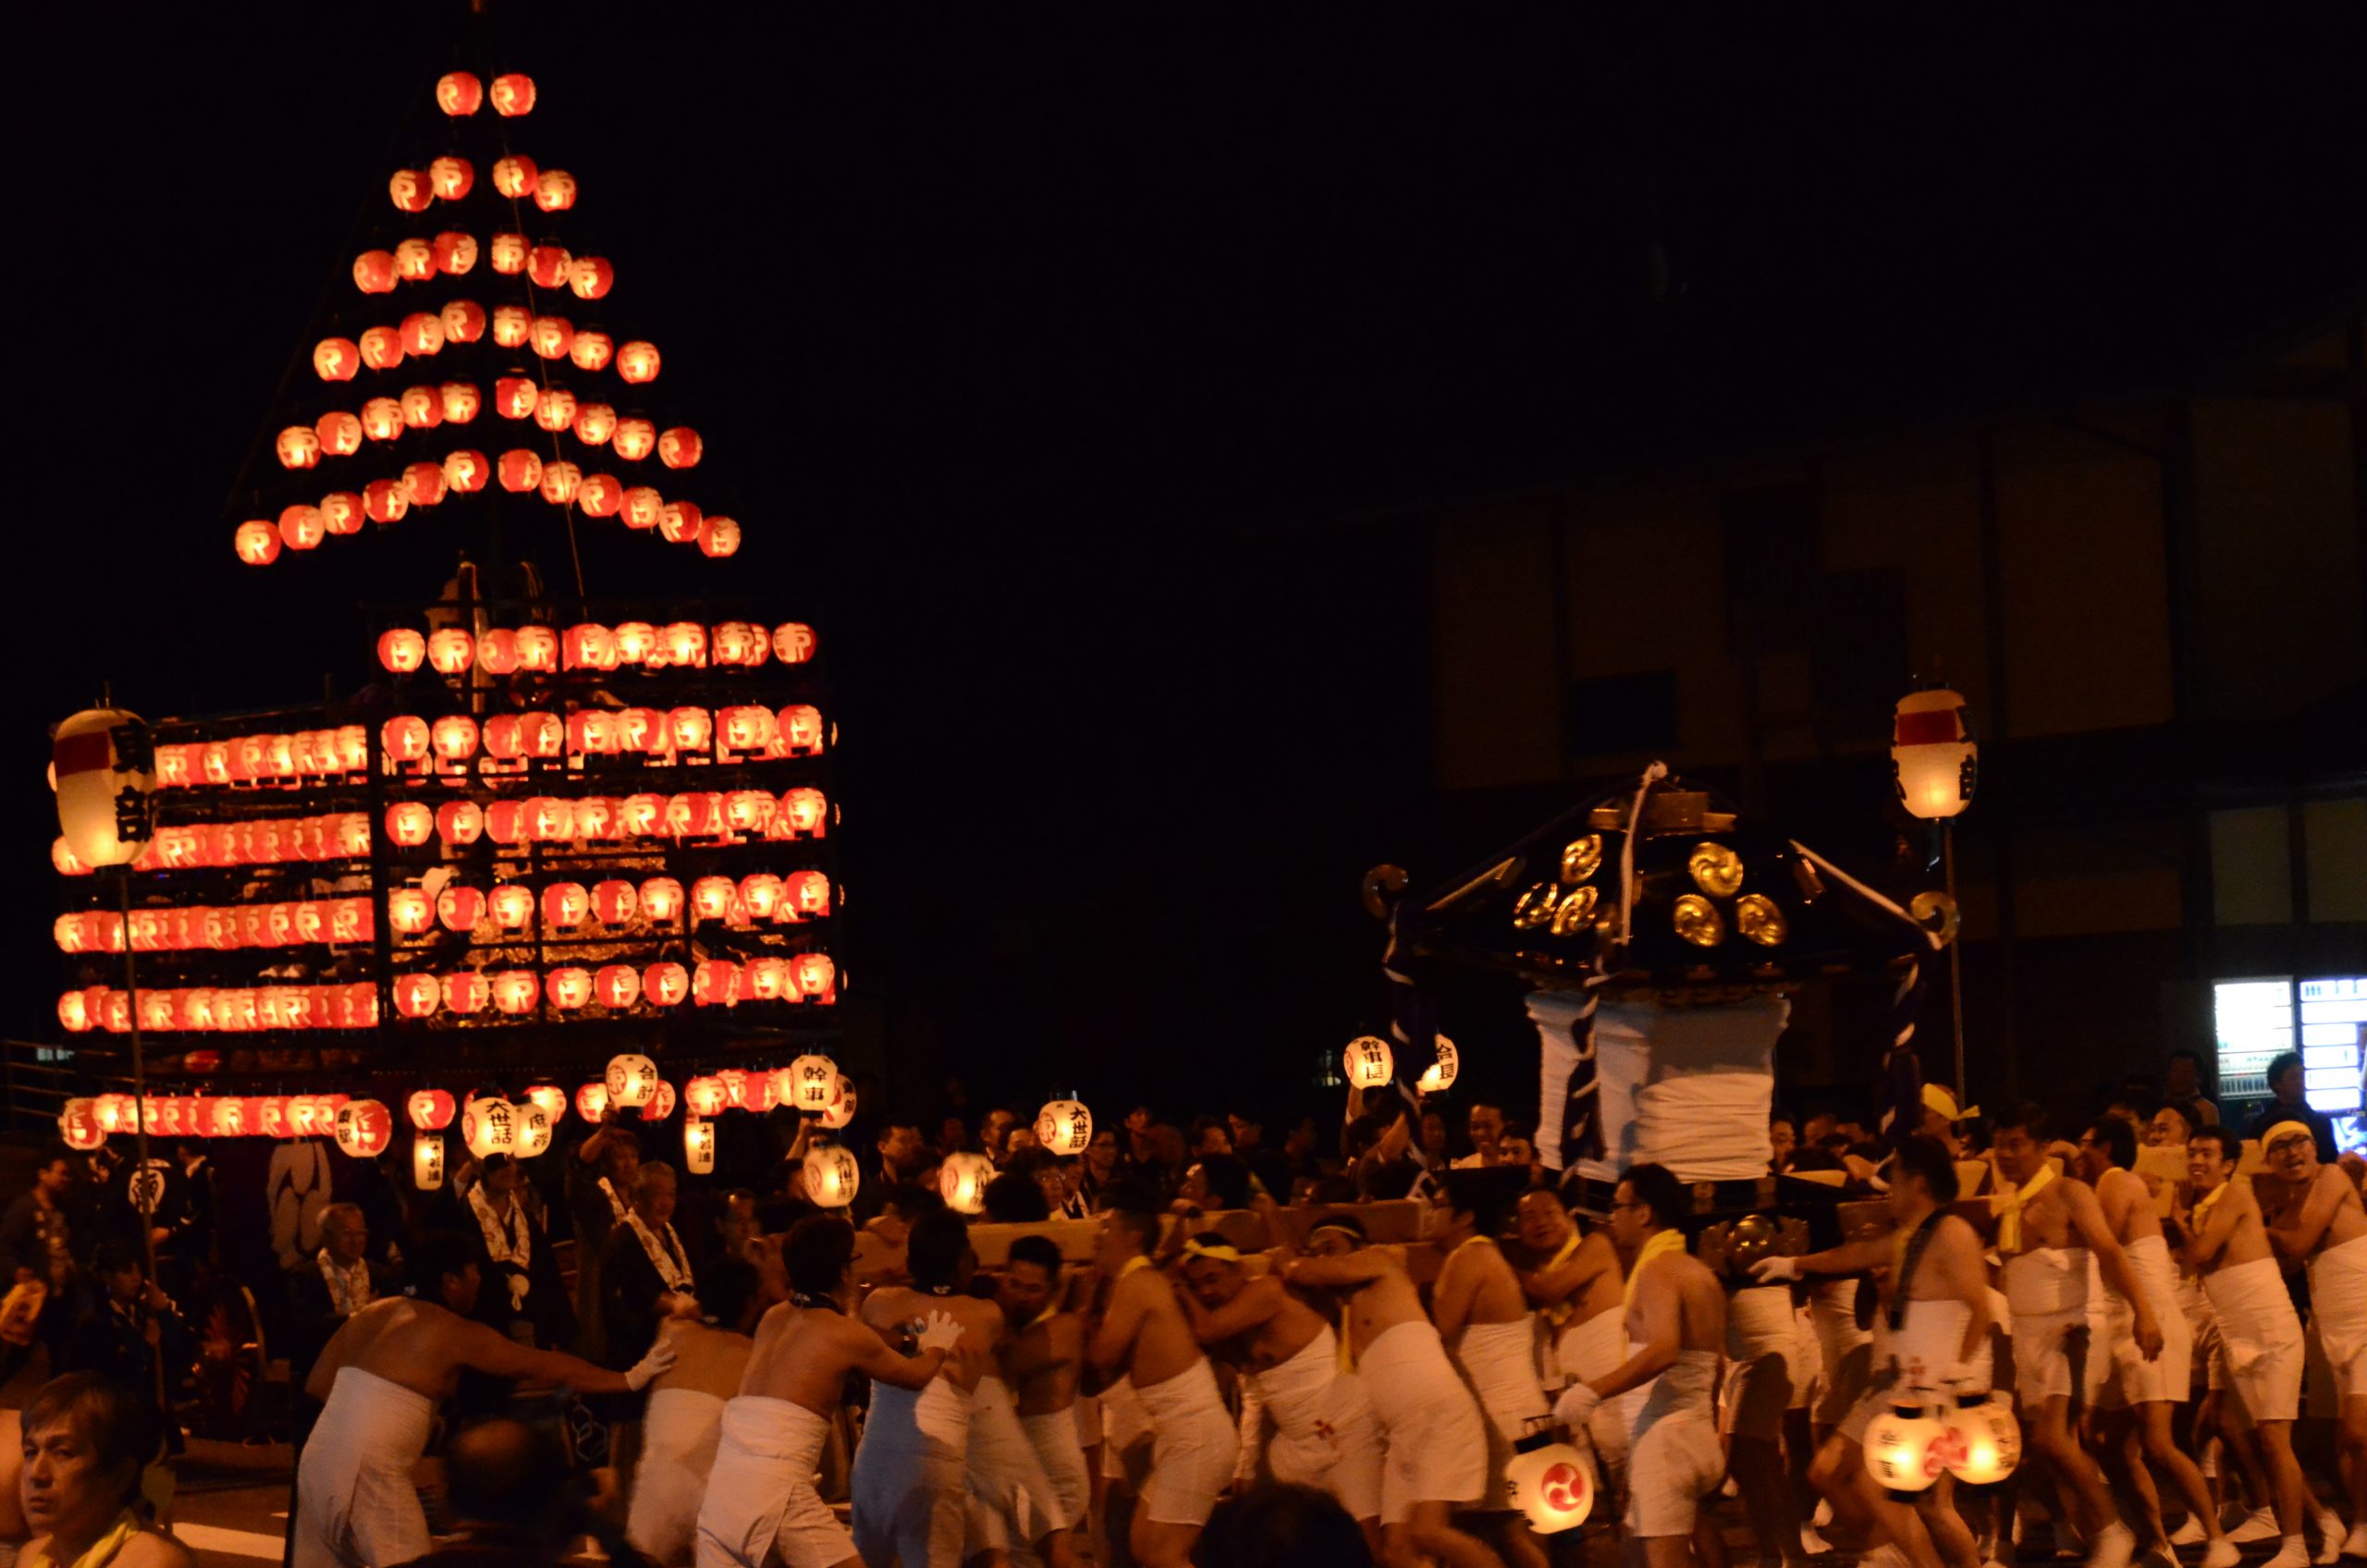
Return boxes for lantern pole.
[1944,822,1967,1106]
[115,865,160,1285]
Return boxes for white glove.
[1553,1381,1600,1429]
[914,1310,963,1354]
[625,1340,678,1391]
[1748,1256,1799,1284]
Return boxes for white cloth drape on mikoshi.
[1531,990,1786,1181]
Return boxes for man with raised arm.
[1515,1185,1628,1482]
[1176,1221,1382,1556]
[2169,1126,2315,1568]
[2260,1118,2367,1559]
[294,1231,675,1568]
[1754,1136,1992,1568]
[1085,1194,1240,1568]
[2073,1117,2237,1568]
[696,1217,967,1568]
[1282,1211,1504,1568]
[1432,1168,1551,1568]
[1987,1103,2157,1568]
[851,1207,1007,1567]
[1001,1234,1095,1558]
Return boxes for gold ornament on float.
[1673,894,1724,948]
[1735,894,1787,947]
[1512,882,1559,930]
[1687,841,1745,898]
[1909,890,1960,947]
[1551,885,1599,936]
[1559,834,1603,884]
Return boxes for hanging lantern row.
[380,785,831,849]
[57,1092,354,1146]
[387,870,832,939]
[308,303,656,382]
[382,704,827,772]
[143,727,371,788]
[385,952,840,1020]
[292,381,695,474]
[54,815,373,877]
[55,900,376,955]
[346,239,614,301]
[377,619,812,676]
[389,157,575,215]
[60,984,382,1035]
[435,71,535,118]
[239,463,734,564]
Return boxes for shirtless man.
[1555,1163,1727,1568]
[697,1217,968,1568]
[1283,1212,1503,1568]
[1757,1136,1993,1568]
[1432,1170,1551,1568]
[966,1241,1081,1568]
[295,1232,672,1568]
[2260,1118,2367,1559]
[629,1258,771,1566]
[852,1207,1009,1567]
[2168,1126,2314,1568]
[1988,1103,2158,1568]
[1001,1236,1094,1555]
[1085,1198,1239,1568]
[2073,1118,2236,1568]
[1175,1226,1382,1555]
[1515,1186,1625,1482]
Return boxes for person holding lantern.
[2072,1118,2237,1568]
[294,1232,675,1568]
[1552,1163,1729,1568]
[1515,1186,1629,1494]
[2259,1119,2367,1560]
[568,1109,643,1363]
[2169,1126,2323,1568]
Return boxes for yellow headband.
[1306,1222,1362,1246]
[2262,1121,2316,1155]
[1922,1084,1979,1122]
[1181,1237,1241,1263]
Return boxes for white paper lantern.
[1343,1035,1394,1090]
[52,709,157,869]
[1940,1391,2021,1485]
[606,1053,660,1108]
[940,1150,995,1215]
[684,1117,717,1174]
[1416,1035,1461,1094]
[514,1102,554,1158]
[461,1097,519,1160]
[819,1074,857,1131]
[333,1099,393,1159]
[785,1053,838,1113]
[1892,689,1977,820]
[413,1132,446,1190]
[1035,1098,1092,1156]
[1504,1438,1593,1534]
[1864,1403,1946,1497]
[803,1144,860,1208]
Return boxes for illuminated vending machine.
[2214,975,2367,1152]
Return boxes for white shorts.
[1133,1360,1239,1527]
[2011,1308,2106,1407]
[1810,1281,1873,1427]
[1722,1285,1797,1442]
[630,1387,725,1566]
[2205,1257,2305,1424]
[696,1397,858,1568]
[2310,1234,2367,1403]
[1360,1319,1490,1524]
[1626,1410,1724,1537]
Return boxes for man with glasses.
[2261,1119,2367,1559]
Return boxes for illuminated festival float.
[46,62,852,1417]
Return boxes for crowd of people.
[0,1044,2360,1568]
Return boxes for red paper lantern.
[779,705,826,756]
[278,505,325,551]
[526,797,575,841]
[619,792,663,835]
[386,888,431,935]
[563,623,618,671]
[399,312,447,358]
[546,967,592,1011]
[442,448,490,494]
[519,712,564,759]
[362,477,410,523]
[353,250,399,294]
[409,1087,457,1131]
[393,974,440,1019]
[658,428,704,469]
[403,460,448,507]
[314,410,362,456]
[433,230,479,276]
[491,155,537,200]
[429,717,479,765]
[436,71,482,116]
[620,487,664,531]
[436,884,485,933]
[691,876,736,924]
[641,1080,678,1121]
[723,790,775,835]
[276,425,321,471]
[314,337,360,381]
[524,1085,568,1124]
[527,242,572,289]
[569,256,614,300]
[440,297,487,349]
[684,1075,727,1117]
[662,622,708,668]
[516,626,558,672]
[443,971,487,1013]
[394,238,435,282]
[644,961,689,1007]
[786,870,833,920]
[426,627,474,674]
[539,461,582,506]
[491,72,535,116]
[489,884,533,931]
[389,168,432,214]
[618,341,661,383]
[575,1083,610,1121]
[359,325,404,371]
[386,802,434,847]
[492,971,540,1015]
[712,623,763,667]
[490,227,528,272]
[590,963,639,1010]
[744,958,790,1001]
[440,380,483,422]
[400,386,445,430]
[700,517,742,557]
[540,882,590,929]
[325,491,367,535]
[534,168,577,212]
[571,402,617,446]
[774,623,817,664]
[530,314,574,361]
[570,330,613,373]
[693,961,742,1008]
[533,385,578,434]
[497,449,544,493]
[658,501,705,546]
[612,418,656,461]
[783,788,828,839]
[738,875,785,920]
[429,155,473,202]
[613,623,657,665]
[233,521,280,566]
[796,953,839,1003]
[435,800,484,845]
[470,628,515,675]
[494,377,539,421]
[360,398,402,443]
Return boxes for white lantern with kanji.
[803,1144,860,1209]
[52,709,156,869]
[820,1074,857,1131]
[413,1133,446,1190]
[334,1099,394,1159]
[461,1097,519,1160]
[1891,688,1977,820]
[1343,1035,1395,1090]
[514,1101,554,1158]
[1940,1392,2020,1485]
[784,1053,838,1114]
[1504,1436,1593,1535]
[607,1053,660,1108]
[1417,1035,1461,1095]
[1036,1098,1092,1156]
[684,1118,717,1175]
[940,1151,995,1215]
[1864,1403,1947,1498]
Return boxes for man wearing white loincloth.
[1085,1197,1240,1568]
[961,1237,1078,1568]
[1177,1228,1383,1558]
[1432,1169,1552,1568]
[1988,1104,2158,1568]
[294,1232,672,1568]
[1515,1186,1628,1486]
[1555,1163,1728,1568]
[2260,1119,2367,1560]
[697,1217,967,1568]
[1754,1136,1991,1568]
[1282,1212,1503,1568]
[2073,1117,2238,1568]
[1000,1235,1095,1562]
[2168,1126,2317,1568]
[852,1208,1006,1567]
[627,1258,770,1566]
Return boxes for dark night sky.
[13,5,2367,1121]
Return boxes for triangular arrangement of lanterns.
[50,62,859,1198]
